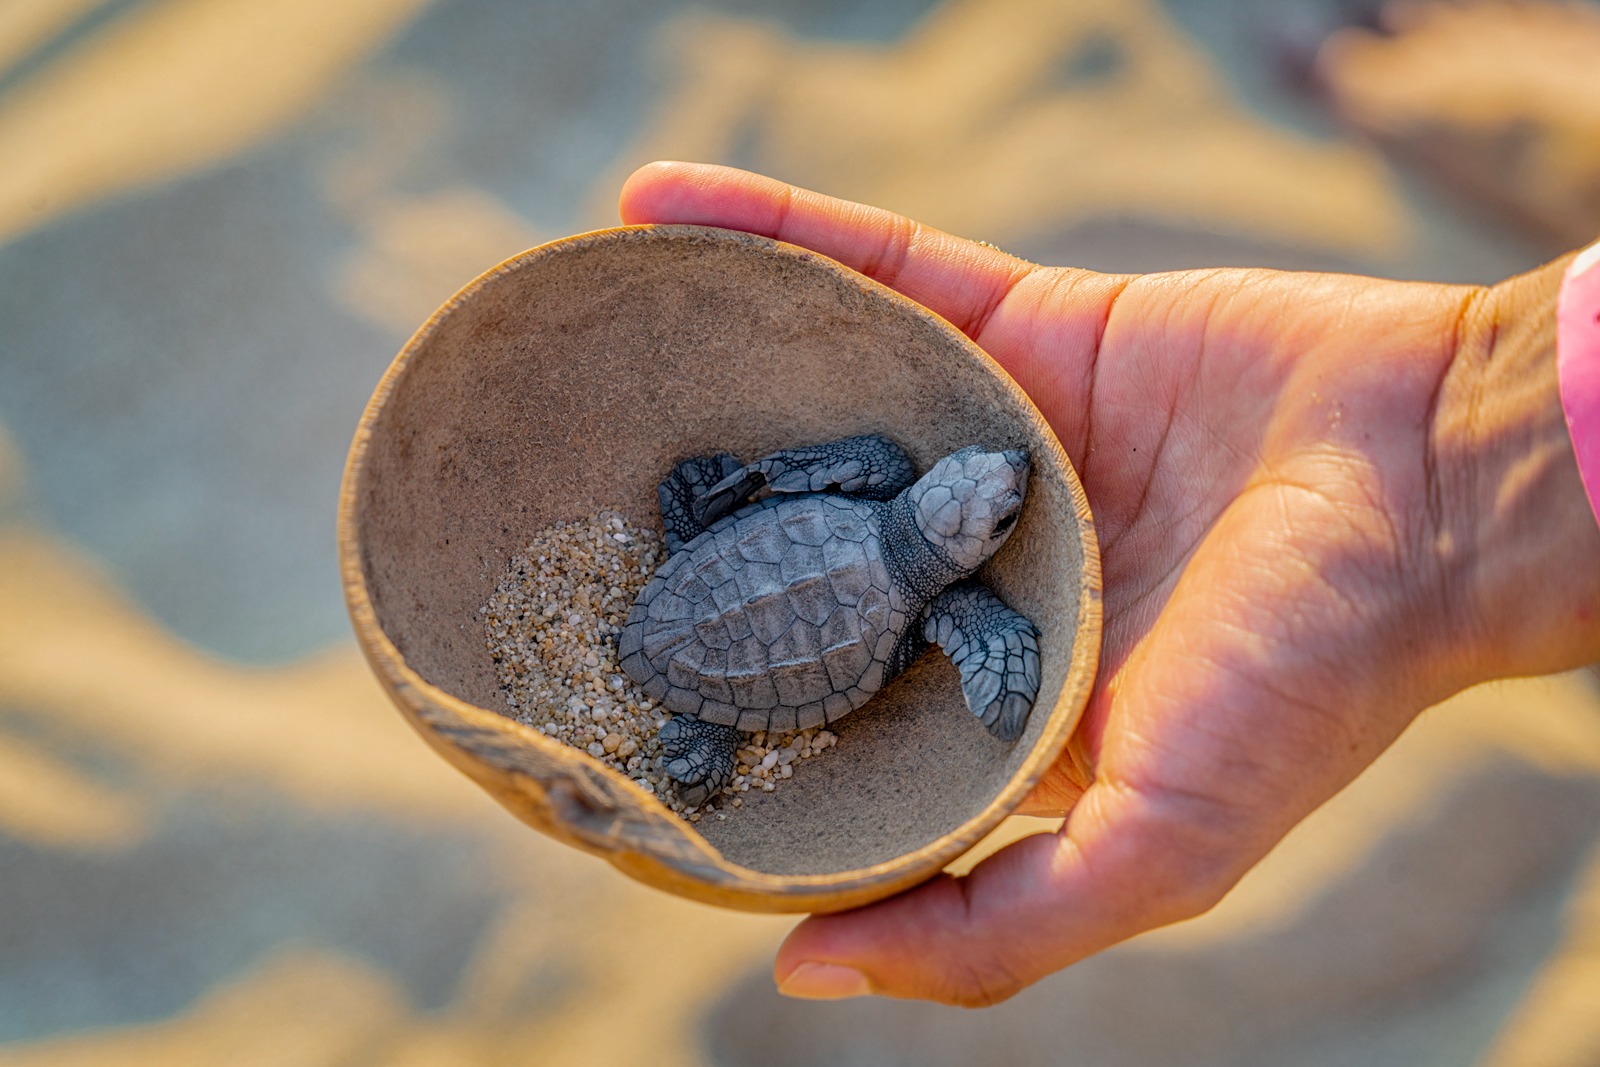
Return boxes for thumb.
[773,780,1245,1006]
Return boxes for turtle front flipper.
[658,714,741,809]
[658,453,742,552]
[694,433,916,525]
[923,580,1041,743]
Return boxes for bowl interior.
[350,226,1095,878]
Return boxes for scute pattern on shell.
[619,494,905,732]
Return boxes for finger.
[774,779,1249,1006]
[1017,680,1113,817]
[1013,739,1094,817]
[620,161,1038,339]
[1012,767,1084,818]
[619,161,1130,460]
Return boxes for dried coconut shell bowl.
[339,224,1101,914]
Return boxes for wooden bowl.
[338,225,1100,912]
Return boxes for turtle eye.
[991,511,1017,538]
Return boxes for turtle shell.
[619,494,912,732]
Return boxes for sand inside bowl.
[481,510,836,820]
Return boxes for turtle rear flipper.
[659,714,741,808]
[693,433,916,525]
[923,580,1041,742]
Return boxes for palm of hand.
[1000,269,1462,878]
[620,162,1472,1005]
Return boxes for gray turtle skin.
[618,434,1042,807]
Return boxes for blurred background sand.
[2,0,1599,1063]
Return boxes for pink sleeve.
[1560,241,1600,529]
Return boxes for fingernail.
[777,962,873,1000]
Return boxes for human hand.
[620,162,1600,1006]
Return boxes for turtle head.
[907,446,1030,573]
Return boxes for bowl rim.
[337,223,1102,912]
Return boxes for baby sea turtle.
[618,433,1042,808]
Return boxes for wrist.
[1433,255,1600,683]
